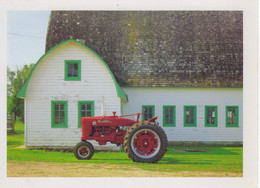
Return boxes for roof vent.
[76,39,85,45]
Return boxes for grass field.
[7,121,243,177]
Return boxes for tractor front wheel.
[124,122,168,163]
[74,141,94,160]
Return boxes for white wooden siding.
[25,41,121,148]
[121,87,243,142]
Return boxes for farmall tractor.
[74,111,168,163]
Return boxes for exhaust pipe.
[101,96,106,118]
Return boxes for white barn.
[17,38,242,149]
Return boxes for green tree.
[7,64,34,129]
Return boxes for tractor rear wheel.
[123,122,168,163]
[74,141,94,160]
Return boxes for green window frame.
[64,60,81,81]
[163,105,176,127]
[184,106,197,127]
[78,101,94,128]
[226,106,239,127]
[205,106,218,127]
[51,101,68,128]
[142,105,155,120]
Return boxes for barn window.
[51,101,68,128]
[205,106,218,127]
[184,106,197,127]
[78,101,94,128]
[226,106,239,127]
[142,105,155,120]
[65,60,81,81]
[163,105,176,127]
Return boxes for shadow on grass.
[170,147,240,155]
[160,157,219,165]
[89,156,219,165]
[7,140,23,146]
[90,146,242,165]
[72,144,240,160]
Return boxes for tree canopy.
[7,64,34,122]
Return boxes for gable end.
[17,39,127,100]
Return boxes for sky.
[7,11,51,70]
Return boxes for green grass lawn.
[7,121,243,173]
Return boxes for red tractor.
[74,111,168,163]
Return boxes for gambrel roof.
[17,39,127,99]
[46,11,243,88]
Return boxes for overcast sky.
[7,11,51,70]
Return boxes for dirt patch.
[14,145,26,149]
[7,161,242,177]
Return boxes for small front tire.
[74,141,94,160]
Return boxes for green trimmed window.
[51,101,68,128]
[78,101,94,128]
[184,106,197,127]
[226,106,239,127]
[205,106,218,127]
[65,60,81,81]
[163,105,176,127]
[142,105,155,120]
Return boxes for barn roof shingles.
[46,11,243,88]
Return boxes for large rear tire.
[123,121,168,163]
[74,141,94,160]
